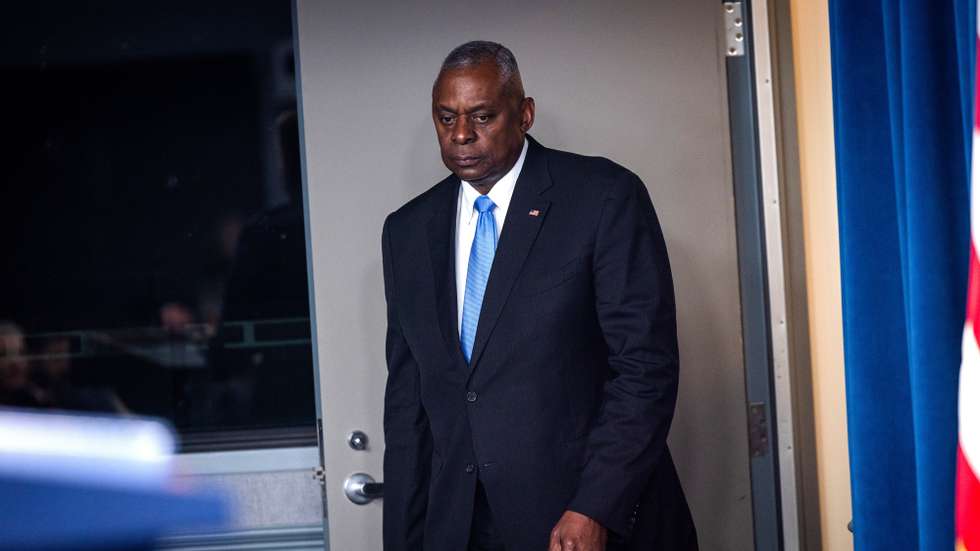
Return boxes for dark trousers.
[467,480,507,551]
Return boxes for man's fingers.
[548,528,563,551]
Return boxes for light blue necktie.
[460,195,498,364]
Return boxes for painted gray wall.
[296,1,753,549]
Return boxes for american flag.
[955,16,980,550]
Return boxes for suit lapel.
[426,177,469,373]
[467,138,553,376]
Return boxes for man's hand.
[548,510,607,551]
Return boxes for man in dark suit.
[382,41,696,551]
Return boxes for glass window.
[0,0,316,451]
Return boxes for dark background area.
[0,0,316,444]
[2,57,262,330]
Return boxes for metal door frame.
[156,1,330,548]
[725,0,803,549]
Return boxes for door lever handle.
[344,472,384,505]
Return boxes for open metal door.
[295,1,789,549]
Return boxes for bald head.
[434,41,525,103]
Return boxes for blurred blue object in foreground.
[0,408,228,550]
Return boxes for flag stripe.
[960,324,980,479]
[967,247,980,341]
[958,446,980,549]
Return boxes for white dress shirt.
[455,139,529,334]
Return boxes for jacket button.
[465,463,476,473]
[465,391,478,403]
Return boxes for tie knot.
[474,195,496,214]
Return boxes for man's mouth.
[452,156,481,167]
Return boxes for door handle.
[344,472,384,505]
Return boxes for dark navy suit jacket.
[381,137,697,550]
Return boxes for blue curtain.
[828,1,975,549]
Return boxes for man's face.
[432,62,534,189]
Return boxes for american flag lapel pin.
[528,209,540,217]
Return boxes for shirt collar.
[459,139,528,225]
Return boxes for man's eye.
[473,114,491,123]
[440,116,455,125]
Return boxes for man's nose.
[451,118,476,145]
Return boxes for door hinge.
[313,418,329,518]
[313,417,326,486]
[313,466,326,485]
[748,402,769,457]
[723,2,746,57]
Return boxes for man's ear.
[521,97,535,132]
